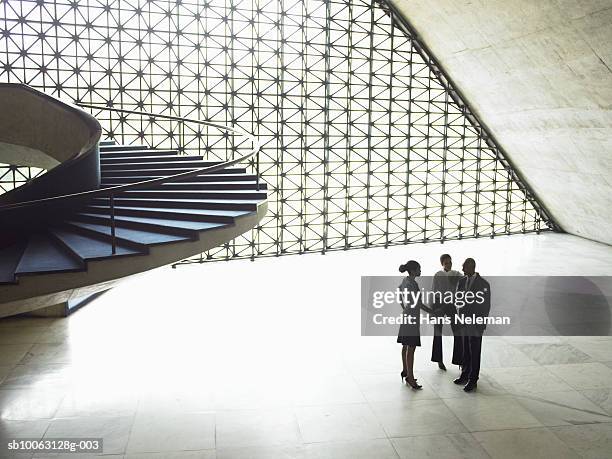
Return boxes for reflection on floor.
[1,233,612,459]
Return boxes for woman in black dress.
[397,260,431,389]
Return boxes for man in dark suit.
[453,258,491,392]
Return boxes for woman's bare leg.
[406,346,416,380]
[401,345,408,375]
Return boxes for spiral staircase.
[0,84,268,318]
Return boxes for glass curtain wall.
[0,0,553,262]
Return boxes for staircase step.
[101,181,266,191]
[100,150,177,159]
[101,173,260,185]
[99,144,150,152]
[102,167,233,176]
[100,155,204,164]
[164,181,266,191]
[91,197,261,211]
[121,189,267,200]
[15,233,84,276]
[100,169,249,182]
[101,160,222,171]
[84,205,249,223]
[0,241,27,284]
[73,213,229,235]
[50,228,143,261]
[65,221,193,246]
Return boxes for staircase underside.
[0,201,266,318]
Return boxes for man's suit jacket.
[455,274,491,336]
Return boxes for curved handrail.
[0,105,261,211]
[0,84,102,205]
[0,83,101,162]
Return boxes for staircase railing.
[0,105,262,254]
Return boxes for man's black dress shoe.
[463,380,477,392]
[453,376,468,385]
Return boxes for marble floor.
[1,233,612,459]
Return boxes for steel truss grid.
[0,0,555,264]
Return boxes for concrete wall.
[392,0,612,245]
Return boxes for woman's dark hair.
[399,260,420,274]
[440,254,452,264]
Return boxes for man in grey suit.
[431,254,462,371]
[452,258,491,392]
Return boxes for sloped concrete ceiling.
[392,0,612,245]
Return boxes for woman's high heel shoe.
[406,377,423,390]
[400,370,407,382]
